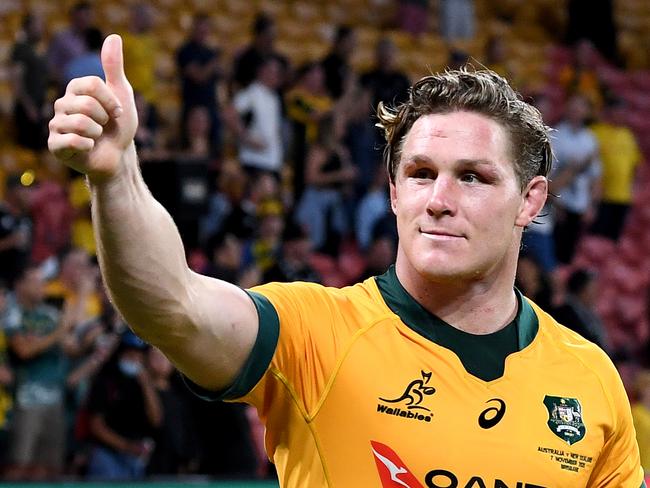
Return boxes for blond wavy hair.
[376,68,552,190]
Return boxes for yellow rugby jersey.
[192,266,644,487]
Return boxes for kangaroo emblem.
[379,371,436,411]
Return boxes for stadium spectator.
[286,62,333,201]
[589,97,643,240]
[263,221,321,284]
[10,14,49,152]
[133,92,167,163]
[85,331,161,480]
[355,166,392,251]
[47,1,95,92]
[29,182,74,264]
[359,37,411,189]
[515,253,555,312]
[552,268,608,349]
[295,116,357,254]
[0,176,33,288]
[198,162,250,245]
[45,247,102,323]
[230,57,284,178]
[121,3,159,105]
[177,105,213,161]
[202,232,243,284]
[558,40,606,110]
[358,235,397,281]
[360,38,411,115]
[63,28,105,88]
[232,13,288,91]
[176,14,222,157]
[321,25,356,100]
[4,265,73,480]
[241,198,285,274]
[549,94,602,264]
[146,347,198,475]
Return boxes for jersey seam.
[269,367,333,486]
[309,313,396,420]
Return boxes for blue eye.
[461,173,481,183]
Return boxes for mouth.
[419,229,465,240]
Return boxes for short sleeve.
[587,361,645,487]
[238,281,370,418]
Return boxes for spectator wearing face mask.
[84,331,162,480]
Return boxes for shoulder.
[250,278,391,323]
[533,301,620,385]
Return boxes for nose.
[426,176,457,217]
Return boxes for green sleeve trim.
[183,290,280,402]
[641,481,647,488]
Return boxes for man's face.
[390,111,544,283]
[17,269,45,304]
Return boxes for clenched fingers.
[60,94,111,126]
[51,112,104,140]
[64,75,122,119]
[48,132,95,160]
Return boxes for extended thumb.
[101,34,127,88]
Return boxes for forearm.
[11,328,65,360]
[140,381,163,428]
[90,143,193,347]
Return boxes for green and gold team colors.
[192,267,644,487]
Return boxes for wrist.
[87,142,137,187]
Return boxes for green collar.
[375,265,539,381]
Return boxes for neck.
[394,248,519,335]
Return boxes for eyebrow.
[404,154,500,169]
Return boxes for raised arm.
[48,34,258,391]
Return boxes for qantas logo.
[371,441,424,488]
[371,441,548,488]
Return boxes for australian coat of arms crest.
[543,396,586,445]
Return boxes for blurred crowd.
[1,0,650,481]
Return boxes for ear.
[515,176,548,227]
[389,179,398,215]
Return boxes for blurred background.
[0,0,649,484]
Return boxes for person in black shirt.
[360,38,411,112]
[232,13,288,91]
[176,14,222,156]
[85,331,161,480]
[553,269,608,350]
[321,26,356,100]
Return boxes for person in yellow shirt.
[632,370,650,474]
[121,3,158,104]
[48,35,644,487]
[45,247,102,324]
[589,97,643,240]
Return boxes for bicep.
[160,272,259,392]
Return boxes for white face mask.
[118,359,142,377]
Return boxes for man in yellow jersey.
[48,34,644,487]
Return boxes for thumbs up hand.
[49,34,138,184]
